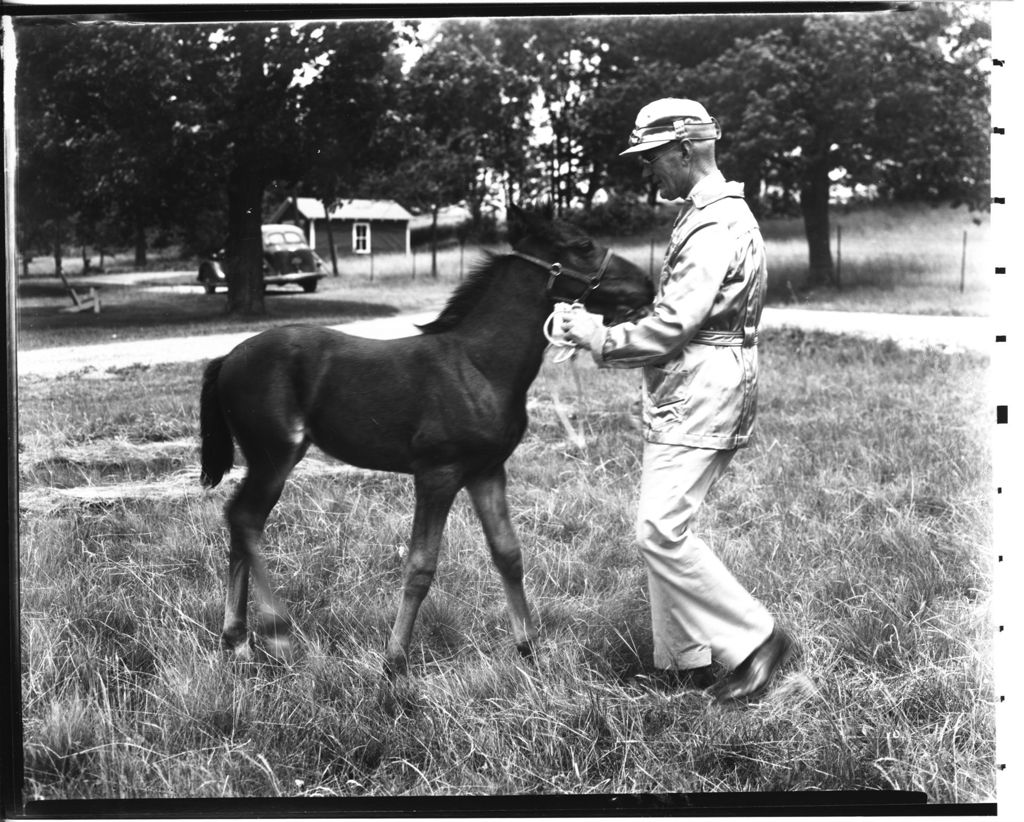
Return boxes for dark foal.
[199,206,653,676]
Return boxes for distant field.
[605,202,990,317]
[18,328,993,802]
[15,203,990,350]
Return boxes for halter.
[509,247,614,304]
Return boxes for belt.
[691,330,758,347]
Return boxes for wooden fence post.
[960,229,967,293]
[835,224,842,290]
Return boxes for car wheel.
[301,279,318,293]
[199,263,220,294]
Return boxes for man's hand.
[561,304,603,349]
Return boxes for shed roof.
[275,197,413,223]
[409,205,473,231]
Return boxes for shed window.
[353,222,371,254]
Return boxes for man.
[562,97,794,702]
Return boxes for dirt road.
[17,306,990,380]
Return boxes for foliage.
[473,9,988,285]
[14,19,404,313]
[550,16,807,208]
[377,20,535,276]
[684,6,990,285]
[169,22,404,313]
[563,196,662,237]
[16,22,185,268]
[13,7,990,294]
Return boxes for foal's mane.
[417,252,505,334]
[417,216,595,335]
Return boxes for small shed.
[269,197,413,258]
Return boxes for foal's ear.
[506,204,526,244]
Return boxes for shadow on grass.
[17,281,402,348]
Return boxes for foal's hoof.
[258,615,294,663]
[261,634,294,665]
[224,642,253,661]
[221,627,253,660]
[516,640,538,662]
[382,656,408,681]
[377,674,423,717]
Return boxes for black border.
[2,1,1003,818]
[23,790,992,818]
[2,2,907,24]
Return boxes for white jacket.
[589,172,767,449]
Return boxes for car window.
[263,228,307,247]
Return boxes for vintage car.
[197,224,328,293]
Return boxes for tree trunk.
[53,219,63,278]
[469,171,484,233]
[321,199,340,276]
[133,217,147,268]
[224,28,267,316]
[743,171,763,219]
[582,163,601,211]
[430,205,439,279]
[549,139,559,217]
[799,152,834,288]
[224,158,266,315]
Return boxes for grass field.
[15,203,990,350]
[17,328,994,802]
[608,202,990,317]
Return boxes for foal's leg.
[383,467,460,677]
[222,447,304,659]
[466,466,540,658]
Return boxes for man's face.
[640,141,688,200]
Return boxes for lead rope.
[543,303,588,452]
[543,302,582,363]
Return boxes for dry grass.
[16,327,994,803]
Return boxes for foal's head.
[506,205,653,322]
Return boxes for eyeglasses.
[639,142,679,167]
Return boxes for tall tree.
[491,15,801,211]
[15,21,182,272]
[297,22,405,275]
[172,21,401,314]
[388,20,532,275]
[16,19,402,313]
[687,6,990,286]
[584,15,806,203]
[488,17,609,214]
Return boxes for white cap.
[620,98,721,156]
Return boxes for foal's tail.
[200,356,234,488]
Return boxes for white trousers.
[638,442,774,671]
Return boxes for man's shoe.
[709,628,795,703]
